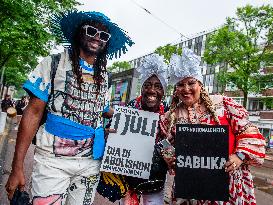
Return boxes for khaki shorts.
[31,149,101,205]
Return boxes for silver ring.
[232,162,237,168]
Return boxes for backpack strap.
[33,53,61,145]
[39,53,60,122]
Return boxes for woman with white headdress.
[119,53,169,205]
[159,48,265,205]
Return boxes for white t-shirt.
[24,49,110,157]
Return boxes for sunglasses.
[83,25,111,43]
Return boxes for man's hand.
[5,169,25,200]
[105,128,117,134]
[102,107,114,119]
[104,128,117,140]
[5,96,45,200]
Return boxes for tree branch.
[0,53,12,71]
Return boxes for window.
[200,58,205,75]
[200,58,204,66]
[263,129,270,138]
[209,74,214,86]
[213,78,219,93]
[225,82,237,91]
[194,36,203,56]
[260,128,270,141]
[205,75,210,86]
[206,64,215,74]
[232,98,244,105]
[136,58,142,67]
[249,99,264,111]
[133,60,137,68]
[188,40,192,49]
[203,74,214,92]
[197,43,203,56]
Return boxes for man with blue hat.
[6,10,134,205]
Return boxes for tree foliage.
[107,61,131,72]
[204,4,273,107]
[155,44,182,64]
[262,97,273,110]
[0,0,79,89]
[4,67,27,89]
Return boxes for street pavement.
[0,118,273,205]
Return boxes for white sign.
[100,106,159,179]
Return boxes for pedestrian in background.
[15,96,29,130]
[5,10,133,205]
[160,48,266,205]
[1,94,14,112]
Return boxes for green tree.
[155,44,182,64]
[0,0,79,89]
[259,48,273,109]
[107,61,131,72]
[13,88,27,99]
[154,44,182,97]
[4,67,27,89]
[154,44,182,98]
[204,4,273,107]
[262,97,273,110]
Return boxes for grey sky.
[77,0,272,64]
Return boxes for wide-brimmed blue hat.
[51,10,134,59]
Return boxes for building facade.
[110,29,273,147]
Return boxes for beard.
[79,37,105,56]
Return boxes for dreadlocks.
[93,49,108,93]
[69,21,108,93]
[69,46,83,87]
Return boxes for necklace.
[177,102,207,124]
[79,58,94,72]
[187,106,198,123]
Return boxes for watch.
[235,152,246,161]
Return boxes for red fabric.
[122,190,139,205]
[200,113,236,155]
[236,146,266,158]
[236,133,265,140]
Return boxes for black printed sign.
[175,124,229,201]
[100,106,159,179]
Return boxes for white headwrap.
[137,54,168,93]
[168,48,203,85]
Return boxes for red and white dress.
[159,95,266,205]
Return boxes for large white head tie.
[168,48,202,85]
[137,54,168,93]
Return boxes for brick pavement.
[0,119,34,205]
[0,119,272,205]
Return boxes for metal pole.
[0,66,6,99]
